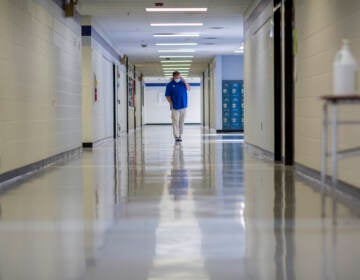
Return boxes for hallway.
[0,126,360,279]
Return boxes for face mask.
[174,78,181,83]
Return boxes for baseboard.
[245,142,360,210]
[0,147,82,189]
[216,129,244,133]
[82,142,93,148]
[82,136,113,149]
[245,142,274,161]
[145,123,201,126]
[295,163,360,199]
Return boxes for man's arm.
[182,77,191,91]
[166,96,173,109]
[165,84,173,109]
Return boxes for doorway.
[273,0,295,165]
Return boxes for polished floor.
[0,126,360,280]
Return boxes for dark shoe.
[175,137,182,142]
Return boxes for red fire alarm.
[155,2,164,7]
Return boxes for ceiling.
[78,0,253,77]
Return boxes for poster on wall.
[128,77,135,107]
[94,73,99,102]
[222,80,244,131]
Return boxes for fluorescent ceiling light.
[158,49,196,53]
[234,50,244,53]
[163,65,191,68]
[161,60,193,63]
[159,55,194,58]
[156,43,198,46]
[153,33,200,38]
[161,64,192,67]
[151,23,203,27]
[146,8,208,12]
[163,67,191,69]
[163,70,190,72]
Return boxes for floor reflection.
[168,143,189,200]
[0,126,360,279]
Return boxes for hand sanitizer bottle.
[333,39,358,95]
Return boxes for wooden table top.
[321,95,360,102]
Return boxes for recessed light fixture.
[146,8,208,12]
[153,33,200,37]
[234,45,245,53]
[156,43,198,46]
[159,55,194,58]
[158,49,196,53]
[151,23,203,27]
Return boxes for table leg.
[321,103,328,183]
[331,105,338,185]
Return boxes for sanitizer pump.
[333,39,358,95]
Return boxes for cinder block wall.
[295,0,360,187]
[0,0,82,174]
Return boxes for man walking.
[165,71,191,142]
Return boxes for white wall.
[0,0,82,174]
[81,17,123,143]
[244,1,274,152]
[143,77,201,124]
[91,46,114,142]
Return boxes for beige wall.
[82,46,93,143]
[294,0,360,187]
[244,2,274,152]
[0,0,82,174]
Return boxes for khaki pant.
[171,109,186,138]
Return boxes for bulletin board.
[128,77,135,107]
[222,80,244,131]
